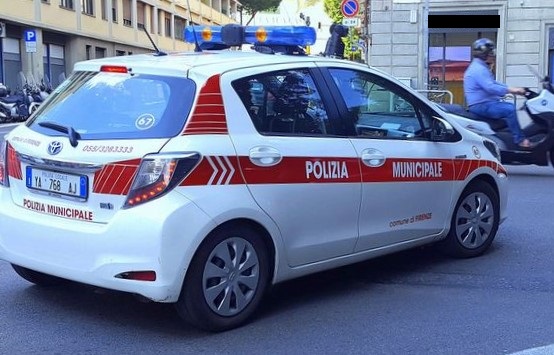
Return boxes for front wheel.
[439,181,499,258]
[175,224,270,332]
[11,264,67,286]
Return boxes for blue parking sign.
[24,29,36,42]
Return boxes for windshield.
[28,71,196,140]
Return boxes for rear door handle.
[249,146,282,167]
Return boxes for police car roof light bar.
[184,25,316,53]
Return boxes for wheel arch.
[184,217,277,285]
[443,172,501,238]
[467,173,499,198]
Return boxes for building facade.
[0,0,239,89]
[366,0,554,106]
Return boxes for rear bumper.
[0,189,216,302]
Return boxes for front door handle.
[361,148,386,167]
[249,146,282,167]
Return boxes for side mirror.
[431,116,455,141]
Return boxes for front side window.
[328,68,433,140]
[232,69,332,136]
[28,71,196,140]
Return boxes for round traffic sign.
[340,0,359,18]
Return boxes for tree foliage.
[322,0,363,61]
[297,0,319,11]
[323,0,343,24]
[240,0,282,24]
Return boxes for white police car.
[0,25,508,332]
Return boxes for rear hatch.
[3,69,196,223]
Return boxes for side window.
[328,68,433,140]
[232,69,332,136]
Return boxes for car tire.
[175,224,270,332]
[11,264,67,286]
[440,180,499,258]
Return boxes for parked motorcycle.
[439,70,554,170]
[0,83,32,123]
[0,72,45,123]
[26,73,51,115]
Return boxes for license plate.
[26,167,88,199]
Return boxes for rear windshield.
[28,71,195,139]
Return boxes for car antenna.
[142,26,167,56]
[185,0,203,52]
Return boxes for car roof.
[72,50,369,78]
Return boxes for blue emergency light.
[184,25,316,48]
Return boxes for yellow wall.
[1,0,35,22]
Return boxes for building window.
[82,0,94,15]
[95,47,106,58]
[2,38,23,90]
[41,0,50,3]
[112,1,118,23]
[151,8,157,34]
[174,16,186,40]
[43,43,66,88]
[60,0,74,9]
[116,50,126,56]
[164,13,171,37]
[101,0,107,20]
[123,0,132,26]
[137,1,146,30]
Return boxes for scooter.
[439,72,554,170]
[0,86,32,123]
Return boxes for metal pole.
[422,0,429,90]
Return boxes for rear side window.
[232,69,333,136]
[28,71,196,140]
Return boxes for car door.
[221,64,362,267]
[320,65,458,251]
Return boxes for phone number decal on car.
[82,145,134,153]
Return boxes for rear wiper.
[38,121,81,147]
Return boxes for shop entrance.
[428,13,498,107]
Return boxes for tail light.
[123,152,200,208]
[0,141,8,186]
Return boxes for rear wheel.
[439,181,499,258]
[175,224,270,332]
[11,264,67,286]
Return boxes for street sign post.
[24,29,37,53]
[340,0,359,18]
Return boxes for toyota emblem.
[47,141,63,155]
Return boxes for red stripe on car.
[182,75,228,135]
[181,156,503,186]
[7,143,22,180]
[93,159,141,194]
[181,156,243,186]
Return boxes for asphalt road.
[1,164,554,355]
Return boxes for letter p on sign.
[24,29,36,42]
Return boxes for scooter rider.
[464,38,531,148]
